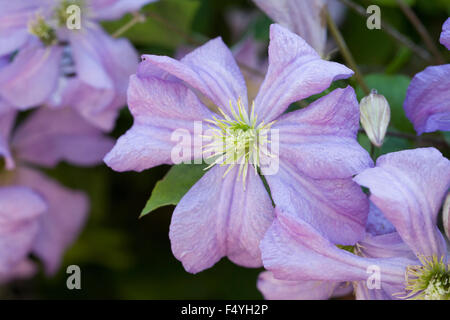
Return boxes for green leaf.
[140,163,207,217]
[102,0,201,49]
[356,73,414,133]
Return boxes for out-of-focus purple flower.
[260,148,450,300]
[105,24,372,273]
[252,0,345,56]
[403,18,450,135]
[0,186,47,282]
[0,0,156,131]
[0,106,114,279]
[233,37,267,100]
[440,18,450,50]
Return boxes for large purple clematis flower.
[0,0,156,131]
[105,24,372,273]
[252,0,345,56]
[0,103,114,279]
[260,148,450,300]
[403,18,450,135]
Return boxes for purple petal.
[0,105,16,170]
[69,25,115,90]
[104,75,213,172]
[261,209,407,285]
[0,40,62,109]
[440,18,450,50]
[264,161,369,245]
[169,165,274,273]
[354,281,402,300]
[51,26,138,131]
[354,148,450,258]
[404,64,450,134]
[233,37,267,73]
[233,38,266,101]
[88,0,156,21]
[365,202,395,237]
[273,87,373,179]
[47,78,118,132]
[254,24,353,123]
[0,0,44,55]
[140,37,248,117]
[0,186,46,274]
[14,167,88,275]
[257,271,340,300]
[0,30,29,57]
[12,107,114,168]
[357,232,416,260]
[253,0,328,55]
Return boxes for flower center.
[28,1,84,46]
[203,99,275,183]
[28,14,57,46]
[404,255,450,300]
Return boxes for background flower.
[0,106,113,278]
[0,0,156,131]
[260,148,450,300]
[403,18,450,135]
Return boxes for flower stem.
[324,7,370,94]
[112,12,146,38]
[359,129,449,149]
[395,0,446,64]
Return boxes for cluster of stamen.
[28,14,57,46]
[28,1,84,46]
[402,255,450,300]
[202,99,275,184]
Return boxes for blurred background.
[2,0,449,299]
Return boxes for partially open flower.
[359,89,391,147]
[444,193,450,240]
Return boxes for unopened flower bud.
[359,89,391,147]
[443,193,450,239]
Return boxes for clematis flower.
[105,24,372,273]
[260,148,450,300]
[0,186,47,282]
[252,0,345,57]
[0,105,114,278]
[0,0,156,131]
[403,18,450,135]
[440,18,450,50]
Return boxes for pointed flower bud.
[359,89,391,147]
[443,193,450,240]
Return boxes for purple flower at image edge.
[0,0,157,131]
[259,148,450,300]
[403,17,450,135]
[252,0,346,57]
[0,103,114,281]
[104,24,373,274]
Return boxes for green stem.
[359,129,449,149]
[395,0,446,65]
[324,7,370,94]
[112,12,146,38]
